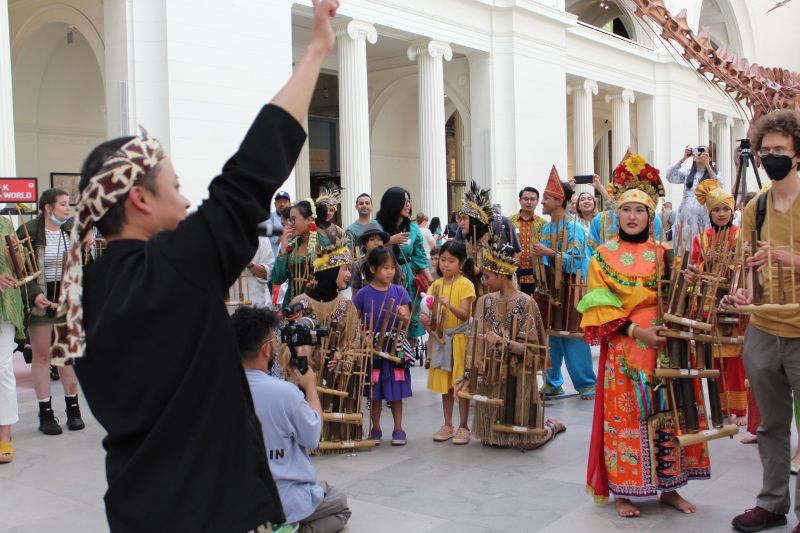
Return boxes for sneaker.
[369,428,382,445]
[38,409,63,435]
[66,404,85,431]
[433,425,456,442]
[49,365,60,381]
[453,427,471,445]
[391,429,407,446]
[731,507,787,532]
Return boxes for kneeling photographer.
[234,306,351,533]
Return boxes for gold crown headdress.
[607,150,665,211]
[316,180,343,207]
[459,180,500,225]
[481,234,519,277]
[313,239,352,272]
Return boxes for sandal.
[0,441,14,464]
[433,425,456,442]
[453,427,471,445]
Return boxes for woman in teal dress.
[271,199,332,308]
[375,187,432,339]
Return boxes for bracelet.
[627,324,638,338]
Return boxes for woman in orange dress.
[583,154,710,518]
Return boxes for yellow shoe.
[0,441,14,464]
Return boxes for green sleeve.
[576,287,622,314]
[270,252,290,284]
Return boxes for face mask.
[49,214,66,226]
[761,154,797,181]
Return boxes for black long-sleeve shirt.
[76,104,305,532]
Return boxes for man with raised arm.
[48,1,340,531]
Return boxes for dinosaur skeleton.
[629,0,800,122]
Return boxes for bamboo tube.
[457,390,504,405]
[317,386,349,398]
[658,329,713,343]
[662,313,714,331]
[318,440,375,451]
[491,424,547,436]
[322,412,363,423]
[737,304,800,313]
[654,368,720,379]
[674,424,739,447]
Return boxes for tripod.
[732,139,762,204]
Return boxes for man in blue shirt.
[234,306,351,533]
[269,190,292,258]
[534,172,596,399]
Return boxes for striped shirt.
[44,229,70,282]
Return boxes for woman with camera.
[666,145,724,251]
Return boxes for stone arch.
[11,3,105,82]
[697,0,753,57]
[565,0,644,44]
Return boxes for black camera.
[739,138,751,152]
[280,316,329,374]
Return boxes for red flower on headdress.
[286,245,293,253]
[308,223,317,232]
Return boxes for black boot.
[65,396,85,431]
[38,399,63,435]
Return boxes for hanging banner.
[0,178,39,203]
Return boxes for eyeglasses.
[758,147,795,158]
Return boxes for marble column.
[698,110,712,147]
[597,131,610,186]
[0,0,15,176]
[714,116,734,187]
[570,79,598,195]
[408,39,452,221]
[454,111,466,182]
[605,89,635,165]
[335,19,377,227]
[294,117,311,202]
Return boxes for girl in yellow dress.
[422,240,476,445]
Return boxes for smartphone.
[574,174,593,185]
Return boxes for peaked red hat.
[544,165,565,202]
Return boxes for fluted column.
[714,117,734,186]
[0,0,15,176]
[605,89,636,165]
[408,39,452,221]
[570,79,598,195]
[335,19,377,227]
[698,110,713,147]
[294,116,311,201]
[454,111,465,181]
[597,131,610,186]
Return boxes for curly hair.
[751,109,800,154]
[231,306,279,362]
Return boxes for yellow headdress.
[695,180,734,212]
[481,235,519,277]
[312,240,352,273]
[459,180,499,225]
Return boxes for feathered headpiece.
[459,180,500,225]
[313,239,352,272]
[696,180,734,212]
[482,234,519,277]
[316,180,343,207]
[544,165,566,202]
[608,151,664,210]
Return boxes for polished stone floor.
[0,350,792,532]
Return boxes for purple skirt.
[368,358,413,401]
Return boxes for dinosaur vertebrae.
[630,0,800,120]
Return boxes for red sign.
[0,178,38,203]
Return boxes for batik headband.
[50,128,165,365]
